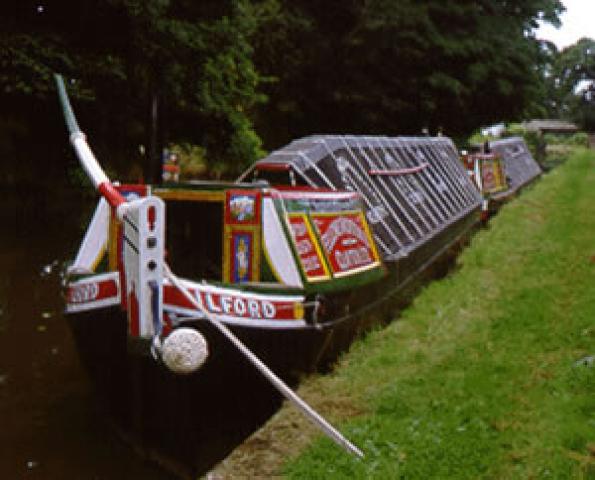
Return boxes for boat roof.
[241,135,483,261]
[487,137,542,196]
[522,119,579,134]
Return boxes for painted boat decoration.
[239,135,483,291]
[462,137,541,217]
[66,181,386,366]
[460,151,508,219]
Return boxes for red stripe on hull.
[67,277,119,304]
[163,285,299,321]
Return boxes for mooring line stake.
[164,265,365,459]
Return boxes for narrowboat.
[56,76,383,474]
[461,137,541,217]
[64,181,387,471]
[65,181,387,377]
[489,136,542,198]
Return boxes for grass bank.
[210,149,595,479]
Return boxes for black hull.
[67,308,333,477]
[66,205,480,477]
[313,206,480,367]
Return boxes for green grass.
[283,149,595,479]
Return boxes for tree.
[251,0,564,145]
[0,0,565,180]
[0,0,268,179]
[547,37,595,129]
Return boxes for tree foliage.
[1,0,267,176]
[546,37,595,130]
[0,0,565,180]
[253,0,564,144]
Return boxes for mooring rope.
[164,264,365,459]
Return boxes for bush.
[225,112,266,177]
[167,142,208,180]
[543,132,588,147]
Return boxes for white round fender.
[161,328,209,374]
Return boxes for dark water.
[0,185,176,479]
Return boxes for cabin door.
[164,199,224,281]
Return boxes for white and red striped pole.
[54,74,127,217]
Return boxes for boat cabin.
[69,181,384,299]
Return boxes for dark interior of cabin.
[164,200,223,281]
[252,168,307,186]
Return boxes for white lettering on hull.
[202,293,277,319]
[335,247,372,270]
[69,282,99,303]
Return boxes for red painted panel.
[311,212,379,276]
[287,214,329,280]
[67,278,118,304]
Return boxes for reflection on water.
[0,185,175,479]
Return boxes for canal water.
[0,182,178,479]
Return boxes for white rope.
[163,264,364,459]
